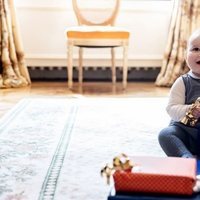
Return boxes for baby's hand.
[192,107,200,119]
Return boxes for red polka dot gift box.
[113,156,196,196]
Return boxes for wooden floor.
[0,81,170,118]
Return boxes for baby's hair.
[187,28,200,47]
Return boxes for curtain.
[155,0,200,87]
[0,0,31,88]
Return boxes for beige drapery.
[0,0,30,88]
[155,0,200,87]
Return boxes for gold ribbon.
[101,153,134,184]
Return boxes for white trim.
[25,53,163,60]
[25,54,162,67]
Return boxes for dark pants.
[158,121,200,158]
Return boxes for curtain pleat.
[0,0,30,88]
[155,0,200,87]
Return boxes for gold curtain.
[0,0,31,88]
[155,0,200,87]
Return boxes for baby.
[158,28,200,158]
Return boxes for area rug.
[0,97,170,200]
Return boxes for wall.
[15,0,173,68]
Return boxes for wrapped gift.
[113,156,196,196]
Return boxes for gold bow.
[101,153,134,184]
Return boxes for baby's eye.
[191,47,200,51]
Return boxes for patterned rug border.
[0,99,30,132]
[38,104,78,200]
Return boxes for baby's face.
[186,36,200,76]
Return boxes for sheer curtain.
[155,0,200,87]
[0,0,30,88]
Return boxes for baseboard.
[28,66,160,81]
